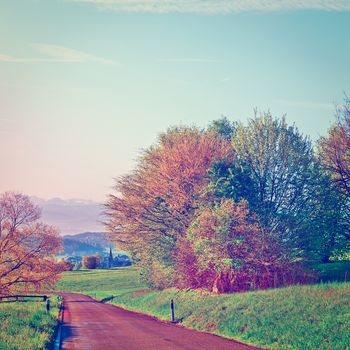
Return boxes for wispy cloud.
[0,54,44,63]
[68,0,350,13]
[0,44,115,64]
[158,58,220,63]
[31,44,114,64]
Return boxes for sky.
[1,0,350,202]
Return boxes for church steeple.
[108,246,114,268]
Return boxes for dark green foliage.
[82,255,101,269]
[314,261,350,282]
[208,116,237,141]
[208,113,349,263]
[300,173,350,262]
[208,159,257,203]
[231,114,314,236]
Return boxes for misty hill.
[31,196,104,234]
[62,232,112,256]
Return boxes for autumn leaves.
[0,193,68,294]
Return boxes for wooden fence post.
[46,299,51,312]
[170,299,175,323]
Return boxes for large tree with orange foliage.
[105,127,233,287]
[0,192,68,294]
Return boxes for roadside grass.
[57,263,350,350]
[0,297,60,350]
[112,282,350,350]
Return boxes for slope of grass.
[0,297,60,350]
[57,264,350,350]
[112,282,350,350]
[54,267,146,299]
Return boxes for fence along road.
[59,293,260,350]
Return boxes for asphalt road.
[60,293,260,350]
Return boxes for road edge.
[54,297,64,350]
[87,294,264,350]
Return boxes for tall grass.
[112,282,350,350]
[0,297,59,350]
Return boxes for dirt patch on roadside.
[132,289,153,295]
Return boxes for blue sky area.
[1,0,349,201]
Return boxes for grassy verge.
[0,296,60,350]
[110,282,350,350]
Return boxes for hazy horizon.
[30,196,105,235]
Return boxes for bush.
[82,255,101,269]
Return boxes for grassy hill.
[56,263,350,350]
[63,232,109,247]
[61,232,110,257]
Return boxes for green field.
[57,264,350,350]
[0,297,60,350]
[54,267,147,299]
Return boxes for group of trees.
[2,99,348,295]
[79,250,131,270]
[106,101,350,293]
[0,192,68,294]
[82,255,101,269]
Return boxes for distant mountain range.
[31,196,105,235]
[61,232,112,257]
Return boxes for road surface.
[59,293,260,350]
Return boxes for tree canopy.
[318,96,350,243]
[106,112,350,293]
